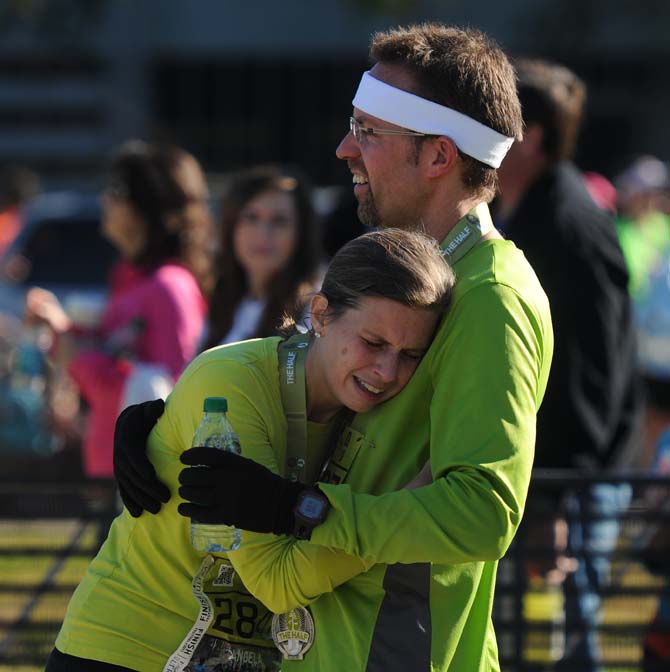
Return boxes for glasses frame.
[349,116,432,143]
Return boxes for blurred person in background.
[24,140,211,479]
[639,376,670,672]
[0,163,40,257]
[636,292,670,671]
[495,59,640,672]
[615,157,670,671]
[583,171,618,215]
[615,156,670,304]
[614,156,670,470]
[202,165,323,349]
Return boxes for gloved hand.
[113,399,171,517]
[178,448,306,535]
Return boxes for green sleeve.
[159,348,373,615]
[310,284,551,564]
[229,534,374,615]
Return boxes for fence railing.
[495,471,670,672]
[0,479,118,668]
[1,473,669,671]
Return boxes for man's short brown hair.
[370,23,523,201]
[514,59,586,164]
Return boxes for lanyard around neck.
[278,332,311,483]
[441,202,494,265]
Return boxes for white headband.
[352,71,514,169]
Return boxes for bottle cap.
[203,397,228,413]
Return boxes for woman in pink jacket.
[25,141,211,477]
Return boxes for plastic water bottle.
[190,397,242,553]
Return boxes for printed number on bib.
[212,594,273,641]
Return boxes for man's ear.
[309,294,329,334]
[424,136,460,178]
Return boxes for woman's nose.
[374,352,399,384]
[249,219,273,235]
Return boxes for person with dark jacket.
[495,59,640,671]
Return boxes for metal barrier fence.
[0,479,118,669]
[495,472,670,672]
[1,473,669,671]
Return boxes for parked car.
[0,191,116,322]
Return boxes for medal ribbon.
[163,555,216,672]
[274,333,322,660]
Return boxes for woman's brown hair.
[280,228,455,335]
[204,165,322,349]
[108,140,213,291]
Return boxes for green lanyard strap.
[278,332,311,483]
[441,202,493,264]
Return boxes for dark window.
[151,58,366,184]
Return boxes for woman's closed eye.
[361,337,384,349]
[362,337,424,360]
[401,350,424,361]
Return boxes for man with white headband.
[113,24,554,671]
[235,25,552,672]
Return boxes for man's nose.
[336,130,359,161]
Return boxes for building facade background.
[0,0,667,188]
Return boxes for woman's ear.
[310,294,329,334]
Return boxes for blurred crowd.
[0,54,669,671]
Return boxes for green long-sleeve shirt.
[233,226,553,670]
[56,338,368,671]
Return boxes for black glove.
[178,448,305,535]
[113,399,171,517]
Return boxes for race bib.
[165,556,281,672]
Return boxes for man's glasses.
[349,116,431,143]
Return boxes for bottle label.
[164,556,281,672]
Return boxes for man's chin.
[357,201,380,229]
